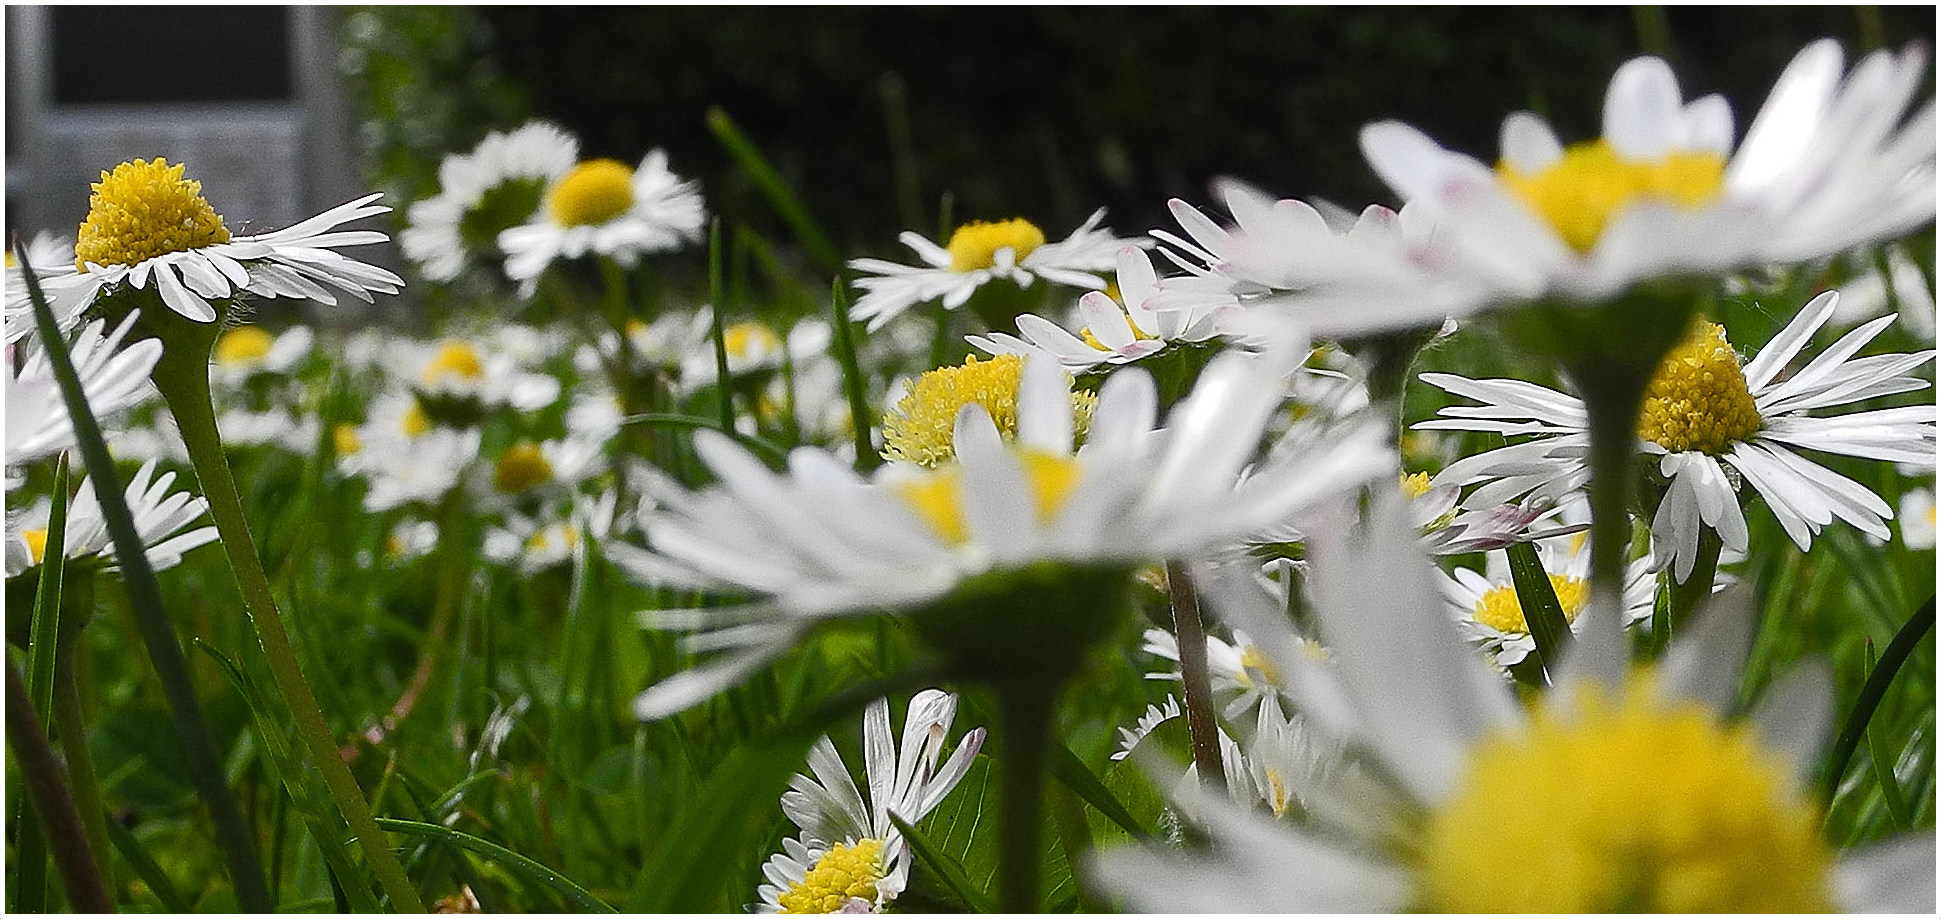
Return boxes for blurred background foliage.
[338,5,1936,263]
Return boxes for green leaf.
[627,739,812,912]
[888,813,996,912]
[1504,541,1570,678]
[376,819,616,914]
[26,453,70,724]
[1821,598,1936,803]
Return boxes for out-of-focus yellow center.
[880,354,1095,468]
[723,322,781,363]
[73,158,232,269]
[421,341,486,388]
[215,327,275,368]
[1637,321,1762,455]
[946,218,1046,272]
[777,838,885,914]
[893,450,1082,546]
[1237,645,1284,688]
[401,402,432,438]
[333,424,362,456]
[525,523,580,553]
[23,528,49,566]
[547,159,635,228]
[1473,573,1590,636]
[1497,140,1725,253]
[494,442,554,493]
[1421,677,1834,912]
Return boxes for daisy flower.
[967,246,1240,372]
[1420,291,1935,580]
[335,390,484,513]
[1141,627,1287,722]
[404,336,563,415]
[5,459,217,578]
[848,209,1142,331]
[12,159,403,328]
[3,232,77,343]
[1349,40,1933,315]
[1089,494,1936,913]
[209,324,314,390]
[1900,487,1935,550]
[877,353,1096,468]
[1438,535,1657,669]
[400,120,580,283]
[752,690,986,913]
[613,349,1390,718]
[498,150,707,293]
[7,313,164,474]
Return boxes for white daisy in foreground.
[5,459,218,578]
[753,690,986,913]
[4,233,77,343]
[11,159,403,327]
[1348,40,1933,314]
[401,120,580,283]
[7,313,163,473]
[499,150,707,293]
[613,349,1389,718]
[968,245,1239,372]
[848,209,1140,331]
[1419,291,1935,581]
[1089,496,1936,913]
[1438,535,1656,669]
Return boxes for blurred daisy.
[499,150,707,293]
[753,690,986,913]
[1089,494,1935,913]
[405,337,562,415]
[483,492,617,574]
[968,246,1239,372]
[1141,627,1288,721]
[210,324,313,390]
[3,232,76,343]
[1834,244,1936,343]
[5,459,217,577]
[1348,40,1933,314]
[614,350,1388,718]
[1900,487,1935,550]
[848,209,1140,331]
[401,121,580,283]
[12,158,403,327]
[677,315,832,394]
[336,390,483,513]
[7,313,164,474]
[1419,291,1935,581]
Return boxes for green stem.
[997,684,1055,913]
[708,220,736,435]
[1662,525,1723,652]
[6,656,114,913]
[1572,370,1649,629]
[827,278,881,472]
[1164,562,1225,794]
[1819,598,1935,803]
[151,341,426,913]
[53,576,113,888]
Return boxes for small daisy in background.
[401,120,581,283]
[3,232,76,343]
[499,150,707,294]
[5,459,217,578]
[1437,534,1656,671]
[752,690,985,914]
[848,209,1141,331]
[968,245,1239,372]
[1900,487,1935,550]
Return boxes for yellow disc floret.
[333,424,362,457]
[1400,471,1434,500]
[494,442,554,493]
[547,159,635,228]
[1637,321,1762,455]
[74,159,232,269]
[946,218,1047,272]
[1421,677,1834,912]
[215,327,275,368]
[881,354,1095,467]
[777,838,886,914]
[894,450,1083,546]
[1498,140,1725,253]
[421,341,486,388]
[1237,644,1285,689]
[23,528,49,566]
[1472,574,1590,636]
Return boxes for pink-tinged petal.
[1077,291,1136,351]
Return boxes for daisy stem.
[151,338,427,913]
[6,656,114,913]
[1660,526,1723,652]
[997,683,1055,913]
[53,576,114,887]
[1574,371,1649,630]
[1165,561,1225,795]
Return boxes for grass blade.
[827,278,881,472]
[1820,598,1936,803]
[708,219,736,435]
[618,412,790,468]
[103,814,195,913]
[5,656,113,912]
[707,107,844,276]
[374,819,616,914]
[26,453,70,722]
[1505,540,1569,678]
[888,812,997,912]
[1861,639,1914,829]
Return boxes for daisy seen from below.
[400,120,580,283]
[6,458,217,578]
[12,158,403,329]
[1419,291,1935,582]
[498,149,707,293]
[613,348,1390,719]
[968,245,1240,372]
[847,208,1141,331]
[753,690,986,913]
[1088,493,1936,913]
[1351,39,1933,313]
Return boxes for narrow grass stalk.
[1573,373,1648,629]
[1505,540,1569,679]
[1164,562,1224,794]
[53,576,113,886]
[376,819,617,913]
[828,278,881,471]
[103,816,193,912]
[19,253,272,913]
[1661,525,1723,651]
[148,335,424,913]
[707,106,845,276]
[1820,598,1936,803]
[708,219,736,434]
[26,453,70,722]
[1862,639,1914,829]
[6,657,114,913]
[997,684,1055,913]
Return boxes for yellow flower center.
[402,402,432,438]
[546,159,635,228]
[880,354,1095,468]
[333,424,362,456]
[1472,574,1590,636]
[1497,140,1725,253]
[893,450,1083,546]
[23,528,49,566]
[1421,677,1834,912]
[1637,321,1762,455]
[946,218,1047,272]
[422,341,486,388]
[723,322,781,362]
[777,838,886,914]
[73,159,232,269]
[1400,471,1433,500]
[1237,645,1284,688]
[494,442,554,493]
[214,327,276,368]
[525,524,579,553]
